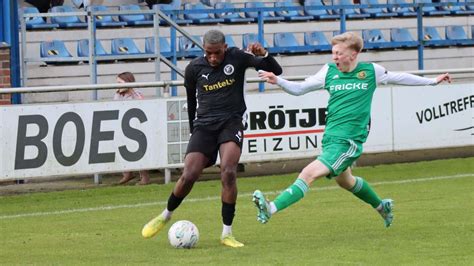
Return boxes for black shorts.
[186,118,245,166]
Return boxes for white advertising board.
[391,84,473,150]
[0,99,168,179]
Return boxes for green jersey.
[323,62,376,142]
[275,61,437,143]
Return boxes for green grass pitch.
[1,157,473,265]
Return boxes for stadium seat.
[50,5,88,28]
[273,32,306,54]
[23,7,59,30]
[242,33,270,49]
[153,4,193,25]
[40,40,74,64]
[445,25,472,45]
[303,0,339,19]
[464,0,474,11]
[390,28,417,48]
[422,26,447,46]
[359,0,398,17]
[304,31,331,52]
[87,5,127,27]
[362,29,393,49]
[183,2,225,24]
[225,35,237,48]
[331,0,371,19]
[423,27,442,41]
[274,1,313,21]
[119,4,153,26]
[386,0,417,16]
[145,37,172,58]
[77,39,108,57]
[111,38,144,55]
[214,2,254,23]
[178,36,203,58]
[244,1,284,22]
[441,0,474,14]
[414,0,450,15]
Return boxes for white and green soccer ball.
[168,220,199,249]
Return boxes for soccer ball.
[168,220,199,249]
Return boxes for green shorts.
[317,135,363,178]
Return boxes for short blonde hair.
[331,32,364,53]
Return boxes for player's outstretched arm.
[436,73,452,84]
[258,70,278,84]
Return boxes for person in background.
[115,72,151,186]
[23,0,64,13]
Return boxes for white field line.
[0,173,472,220]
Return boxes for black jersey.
[184,47,282,132]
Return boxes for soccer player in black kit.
[142,29,282,247]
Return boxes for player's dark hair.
[117,72,136,83]
[203,30,225,45]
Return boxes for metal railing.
[2,68,473,94]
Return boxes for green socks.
[273,179,309,212]
[272,176,381,213]
[350,176,382,208]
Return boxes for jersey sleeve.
[184,63,197,133]
[373,63,437,86]
[276,64,328,96]
[239,49,283,75]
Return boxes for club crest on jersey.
[357,71,367,79]
[224,64,234,75]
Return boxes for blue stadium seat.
[119,4,153,26]
[274,1,313,21]
[414,0,450,15]
[390,28,417,48]
[40,40,74,64]
[304,31,332,51]
[465,0,474,11]
[23,7,59,29]
[178,36,202,58]
[303,0,339,19]
[153,4,193,25]
[438,0,462,14]
[77,39,108,57]
[183,2,225,24]
[273,32,305,54]
[440,0,474,14]
[111,38,143,55]
[362,29,393,49]
[214,2,254,23]
[387,0,416,16]
[244,1,284,22]
[87,5,127,27]
[422,26,449,47]
[145,37,172,58]
[50,6,88,28]
[331,0,371,19]
[445,25,472,45]
[242,33,270,49]
[225,35,237,48]
[359,0,398,17]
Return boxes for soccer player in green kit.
[254,32,451,227]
